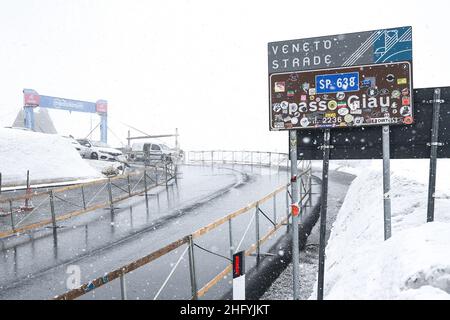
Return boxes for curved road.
[0,164,354,300]
[0,164,291,300]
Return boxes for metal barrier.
[0,161,177,240]
[54,157,313,300]
[186,150,290,169]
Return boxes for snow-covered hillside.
[314,159,450,299]
[0,128,101,186]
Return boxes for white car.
[77,139,125,162]
[129,142,176,162]
[62,136,90,158]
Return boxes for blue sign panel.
[39,95,97,113]
[316,72,359,94]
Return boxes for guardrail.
[54,156,313,300]
[0,161,177,240]
[186,150,290,169]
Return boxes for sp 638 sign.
[316,72,359,94]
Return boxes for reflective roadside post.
[232,251,246,300]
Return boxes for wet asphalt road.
[0,164,293,300]
[261,169,356,300]
[0,164,354,300]
[0,166,160,233]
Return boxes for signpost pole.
[427,88,442,222]
[289,130,300,300]
[382,125,392,240]
[317,128,331,300]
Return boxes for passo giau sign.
[269,61,412,130]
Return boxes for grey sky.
[0,0,449,151]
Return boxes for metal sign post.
[289,130,300,300]
[317,128,331,300]
[427,88,443,222]
[382,125,392,240]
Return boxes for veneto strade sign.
[268,26,413,130]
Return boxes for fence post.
[127,174,132,197]
[81,186,87,210]
[308,169,313,208]
[107,178,114,214]
[285,187,290,233]
[255,203,260,265]
[120,272,127,300]
[174,163,178,182]
[277,154,281,172]
[49,190,58,242]
[24,170,31,209]
[273,193,277,225]
[143,170,149,208]
[0,172,2,194]
[228,219,234,260]
[188,235,198,300]
[164,163,168,188]
[299,175,303,211]
[9,200,15,232]
[155,166,159,186]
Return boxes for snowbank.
[0,128,101,186]
[313,160,450,299]
[85,159,125,176]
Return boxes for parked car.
[129,142,176,162]
[62,136,90,158]
[77,139,125,162]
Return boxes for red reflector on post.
[234,256,240,276]
[233,251,245,278]
[291,203,300,217]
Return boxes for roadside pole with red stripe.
[232,251,245,300]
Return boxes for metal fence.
[186,150,290,169]
[0,161,177,241]
[54,155,313,300]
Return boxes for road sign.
[268,27,413,131]
[293,87,450,160]
[22,89,109,143]
[270,61,412,130]
[269,26,413,301]
[268,26,412,74]
[23,89,40,107]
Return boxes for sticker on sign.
[269,61,412,130]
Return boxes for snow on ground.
[85,159,125,176]
[311,159,450,299]
[0,128,101,186]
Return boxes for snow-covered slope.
[313,159,450,299]
[0,128,101,186]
